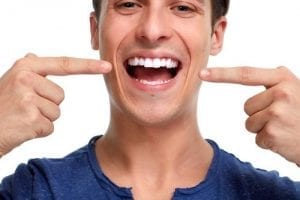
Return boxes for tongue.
[134,66,172,81]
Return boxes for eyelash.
[116,1,140,9]
[171,2,198,17]
[115,0,141,14]
[174,5,194,12]
[115,1,198,17]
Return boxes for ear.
[210,16,227,55]
[90,12,99,50]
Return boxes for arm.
[200,66,300,166]
[0,53,111,157]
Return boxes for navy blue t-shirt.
[1,136,299,199]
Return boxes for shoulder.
[0,136,106,199]
[209,140,300,199]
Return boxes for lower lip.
[126,75,178,92]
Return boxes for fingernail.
[199,69,210,78]
[101,61,112,72]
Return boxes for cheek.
[186,28,211,56]
[173,20,212,63]
[183,29,211,73]
[99,16,131,60]
[176,25,212,93]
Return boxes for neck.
[95,109,213,194]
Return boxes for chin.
[132,112,177,127]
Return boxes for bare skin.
[0,0,300,200]
[1,62,299,199]
[96,116,213,199]
[200,66,300,166]
[88,0,300,199]
[0,54,111,156]
[0,56,299,199]
[90,0,225,199]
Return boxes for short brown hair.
[92,0,229,25]
[211,0,229,24]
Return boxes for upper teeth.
[128,57,178,69]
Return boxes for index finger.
[199,66,295,87]
[17,56,112,76]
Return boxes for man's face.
[91,0,226,125]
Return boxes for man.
[0,0,300,199]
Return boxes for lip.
[120,50,184,92]
[127,71,180,92]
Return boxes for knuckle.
[267,105,283,120]
[13,58,29,69]
[255,136,263,147]
[44,121,54,136]
[277,66,288,72]
[13,70,34,87]
[59,56,71,74]
[239,67,253,83]
[263,123,278,140]
[24,53,37,58]
[277,66,290,76]
[256,136,274,150]
[277,66,296,81]
[26,108,41,126]
[21,92,36,107]
[269,145,279,154]
[13,56,37,71]
[44,122,54,136]
[36,121,54,138]
[255,135,264,148]
[272,85,291,101]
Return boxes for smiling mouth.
[125,57,182,85]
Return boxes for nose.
[135,8,172,45]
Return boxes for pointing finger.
[15,56,112,76]
[199,66,296,87]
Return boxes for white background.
[0,0,299,181]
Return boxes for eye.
[115,1,141,15]
[120,2,136,8]
[176,5,193,12]
[171,2,197,18]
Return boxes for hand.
[199,66,300,165]
[0,53,111,156]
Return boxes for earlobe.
[210,17,227,56]
[90,12,100,50]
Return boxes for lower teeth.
[137,79,170,85]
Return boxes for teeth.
[137,79,171,85]
[144,58,153,68]
[153,58,161,68]
[139,58,145,66]
[128,57,178,69]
